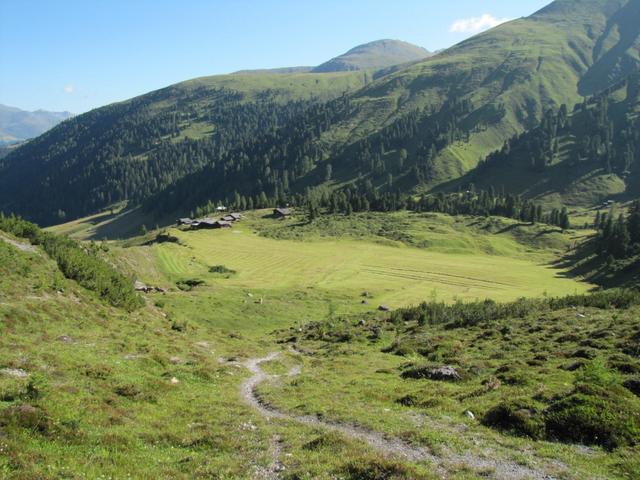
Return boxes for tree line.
[300,184,570,229]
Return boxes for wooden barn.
[273,207,291,218]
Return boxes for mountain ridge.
[0,104,73,143]
[312,39,432,73]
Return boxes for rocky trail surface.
[240,351,573,480]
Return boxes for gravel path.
[241,351,565,480]
[0,234,36,252]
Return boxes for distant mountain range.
[1,0,640,226]
[0,104,73,144]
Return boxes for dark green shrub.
[176,279,205,291]
[209,265,236,275]
[302,432,348,452]
[482,401,546,439]
[391,289,640,329]
[114,383,141,398]
[496,370,530,386]
[396,394,419,406]
[623,378,640,397]
[545,384,640,450]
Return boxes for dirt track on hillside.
[241,351,566,480]
[0,234,36,252]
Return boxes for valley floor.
[1,211,638,479]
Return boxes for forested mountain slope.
[316,0,640,184]
[1,0,640,226]
[0,72,369,224]
[461,72,640,206]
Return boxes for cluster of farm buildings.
[177,208,291,230]
[177,212,242,229]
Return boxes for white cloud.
[63,84,75,94]
[450,14,511,34]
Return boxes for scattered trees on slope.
[595,201,640,259]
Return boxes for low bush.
[545,383,640,450]
[483,360,640,449]
[623,377,640,397]
[341,458,431,480]
[482,401,546,439]
[176,279,205,291]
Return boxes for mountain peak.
[312,39,431,73]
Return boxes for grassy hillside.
[320,0,640,183]
[268,292,640,478]
[0,71,369,225]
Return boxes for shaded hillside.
[0,72,369,224]
[2,0,640,226]
[0,104,72,143]
[460,71,640,206]
[312,39,431,73]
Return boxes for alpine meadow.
[1,0,640,479]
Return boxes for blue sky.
[0,0,551,113]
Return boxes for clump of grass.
[0,404,51,434]
[544,358,640,450]
[545,383,640,450]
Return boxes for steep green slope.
[318,0,640,184]
[460,72,640,206]
[312,39,431,73]
[142,0,640,219]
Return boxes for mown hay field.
[150,226,591,309]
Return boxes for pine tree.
[560,208,570,230]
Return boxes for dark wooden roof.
[274,208,291,216]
